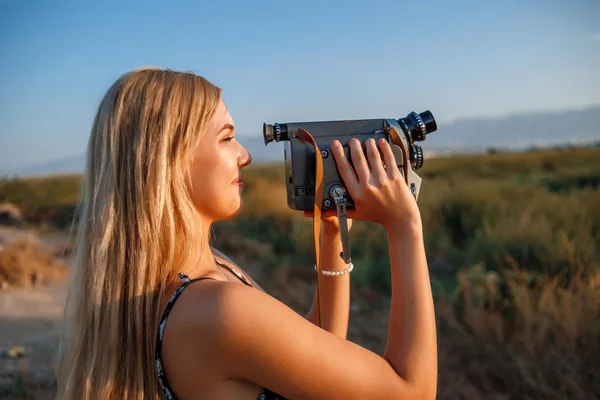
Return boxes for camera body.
[263,111,437,211]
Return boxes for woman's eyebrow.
[219,123,235,133]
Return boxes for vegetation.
[1,146,599,399]
[0,174,81,229]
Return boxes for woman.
[56,67,438,399]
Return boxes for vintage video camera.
[263,111,437,212]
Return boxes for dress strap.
[215,259,253,287]
[156,274,216,400]
[178,259,252,287]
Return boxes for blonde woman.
[56,67,438,400]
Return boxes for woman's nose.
[240,148,252,167]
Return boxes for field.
[1,146,599,399]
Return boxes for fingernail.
[379,139,386,146]
[332,140,340,149]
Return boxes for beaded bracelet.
[314,262,354,276]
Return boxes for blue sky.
[1,0,599,173]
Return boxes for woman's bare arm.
[306,224,351,338]
[187,223,436,400]
[213,241,351,340]
[384,224,437,399]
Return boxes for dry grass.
[0,235,69,289]
[432,259,600,400]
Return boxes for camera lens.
[398,110,437,142]
[410,144,424,170]
[263,123,289,145]
[420,111,437,136]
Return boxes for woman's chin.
[220,200,244,221]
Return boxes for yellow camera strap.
[296,128,326,327]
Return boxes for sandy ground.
[0,227,70,398]
[0,282,67,388]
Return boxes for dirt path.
[0,282,68,398]
[0,282,67,341]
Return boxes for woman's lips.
[233,178,244,187]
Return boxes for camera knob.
[273,123,282,142]
[329,185,346,199]
[411,144,424,170]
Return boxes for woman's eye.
[223,137,235,142]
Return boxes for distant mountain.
[3,154,87,178]
[423,105,600,152]
[3,106,599,177]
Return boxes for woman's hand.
[302,136,423,237]
[330,138,422,235]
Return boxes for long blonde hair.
[56,67,222,399]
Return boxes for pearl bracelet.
[314,262,354,276]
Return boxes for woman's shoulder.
[158,273,269,397]
[157,277,268,394]
[162,277,408,399]
[160,279,282,376]
[164,248,264,342]
[163,274,270,345]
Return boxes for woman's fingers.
[365,138,385,178]
[378,139,401,179]
[331,140,358,195]
[348,138,370,183]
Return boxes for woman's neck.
[176,221,218,280]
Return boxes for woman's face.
[188,99,252,222]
